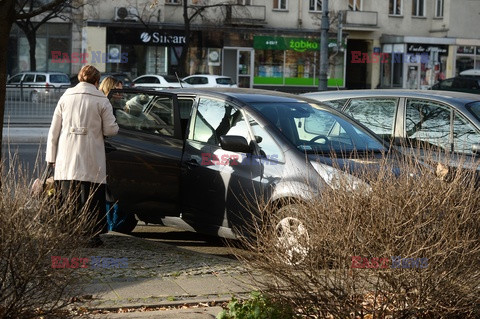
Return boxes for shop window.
[412,0,425,17]
[389,0,402,15]
[273,0,287,10]
[435,0,443,17]
[309,0,322,11]
[405,99,451,151]
[284,50,315,85]
[456,57,475,75]
[348,0,362,11]
[255,50,284,81]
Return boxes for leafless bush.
[237,151,480,318]
[0,155,98,319]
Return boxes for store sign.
[254,36,344,52]
[457,46,476,54]
[407,44,448,54]
[140,32,185,45]
[254,36,321,52]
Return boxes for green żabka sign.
[254,36,319,52]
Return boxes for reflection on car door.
[343,97,398,143]
[181,97,262,235]
[106,90,183,221]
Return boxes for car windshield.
[466,101,480,121]
[250,102,386,155]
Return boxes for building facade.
[7,0,480,92]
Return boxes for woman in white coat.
[46,65,119,247]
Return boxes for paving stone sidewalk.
[67,232,260,315]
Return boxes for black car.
[431,76,480,94]
[105,88,392,246]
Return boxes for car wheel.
[274,204,310,265]
[30,91,39,103]
[106,202,138,234]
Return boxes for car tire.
[106,202,138,234]
[273,203,310,265]
[30,91,39,103]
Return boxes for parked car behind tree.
[6,71,70,102]
[302,89,480,175]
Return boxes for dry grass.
[237,151,480,318]
[0,154,98,319]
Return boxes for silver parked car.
[302,89,480,170]
[7,72,71,103]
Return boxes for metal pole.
[318,0,329,91]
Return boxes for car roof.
[166,87,322,104]
[185,74,231,78]
[302,89,480,105]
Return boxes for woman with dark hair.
[46,65,119,247]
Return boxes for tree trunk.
[27,29,37,71]
[179,2,191,77]
[0,0,16,161]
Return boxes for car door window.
[192,98,249,145]
[8,74,23,84]
[439,78,453,89]
[322,99,348,110]
[453,113,480,155]
[405,99,452,151]
[23,74,35,82]
[344,98,397,141]
[35,75,46,82]
[248,115,284,162]
[111,92,175,137]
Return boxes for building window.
[435,0,444,17]
[412,0,425,17]
[349,0,362,11]
[389,0,402,15]
[273,0,287,10]
[309,0,322,11]
[165,0,181,4]
[237,0,252,4]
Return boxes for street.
[132,223,246,260]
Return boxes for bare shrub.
[0,155,98,318]
[237,150,480,318]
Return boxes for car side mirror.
[471,143,480,154]
[220,135,252,153]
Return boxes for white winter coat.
[46,82,119,184]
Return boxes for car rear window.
[49,74,70,83]
[163,75,180,83]
[216,77,233,85]
[466,101,480,122]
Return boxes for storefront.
[252,35,346,91]
[380,36,454,89]
[454,45,480,75]
[105,27,187,78]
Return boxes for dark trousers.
[58,180,107,236]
